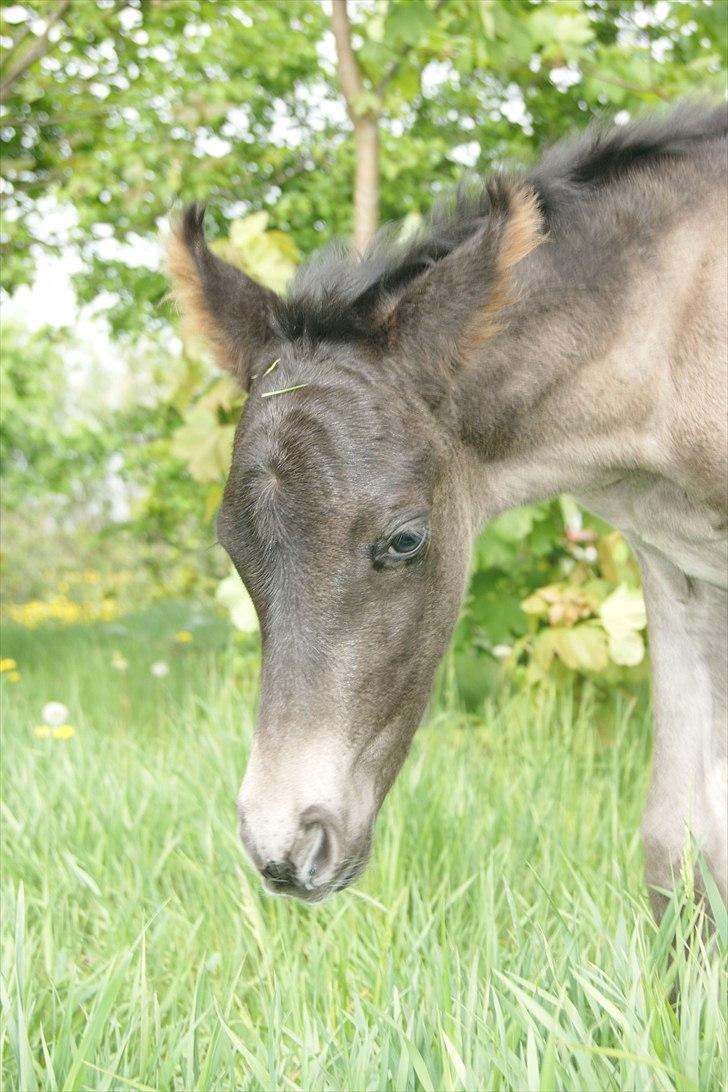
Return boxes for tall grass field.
[1,604,726,1091]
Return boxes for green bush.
[452,500,648,707]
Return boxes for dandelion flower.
[111,649,128,671]
[52,724,76,741]
[33,726,51,738]
[0,658,17,672]
[175,631,193,644]
[151,661,169,678]
[42,701,69,727]
[7,671,21,683]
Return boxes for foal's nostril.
[239,804,342,894]
[292,808,340,887]
[261,858,296,885]
[298,822,328,880]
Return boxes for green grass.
[1,605,726,1091]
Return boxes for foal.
[169,103,727,911]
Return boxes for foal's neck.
[456,185,722,524]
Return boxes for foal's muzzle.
[238,804,365,902]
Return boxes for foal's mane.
[272,102,727,345]
[530,100,727,214]
[273,178,516,344]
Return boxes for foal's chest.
[577,473,728,588]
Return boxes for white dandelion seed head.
[150,661,169,678]
[42,701,69,727]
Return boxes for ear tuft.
[166,204,278,388]
[500,185,543,269]
[384,178,545,367]
[167,204,224,359]
[465,182,544,347]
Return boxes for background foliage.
[1,0,725,699]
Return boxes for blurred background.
[1,0,725,702]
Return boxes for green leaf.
[350,90,382,118]
[490,506,536,543]
[474,528,517,570]
[170,376,243,482]
[216,570,259,633]
[229,211,270,246]
[358,40,397,76]
[479,4,496,39]
[171,415,235,483]
[597,530,633,584]
[599,585,647,666]
[521,588,549,618]
[384,2,436,48]
[386,63,421,103]
[221,215,299,293]
[599,584,646,631]
[558,494,581,530]
[529,6,594,58]
[549,623,609,672]
[605,628,645,667]
[698,855,728,945]
[193,375,244,417]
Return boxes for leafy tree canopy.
[1,0,724,333]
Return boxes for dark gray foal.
[169,103,727,911]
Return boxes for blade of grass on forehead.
[261,383,309,399]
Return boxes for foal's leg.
[635,547,727,918]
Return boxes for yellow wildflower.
[52,724,76,740]
[33,726,51,738]
[7,671,20,683]
[6,593,118,628]
[0,658,17,672]
[175,631,193,643]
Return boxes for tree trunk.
[330,0,380,253]
[352,115,379,253]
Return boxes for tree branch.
[330,0,368,121]
[0,0,73,105]
[580,66,671,103]
[2,21,33,68]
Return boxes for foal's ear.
[166,205,279,389]
[385,180,543,366]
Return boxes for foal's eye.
[387,529,426,558]
[371,517,429,569]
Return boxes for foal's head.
[168,185,541,900]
